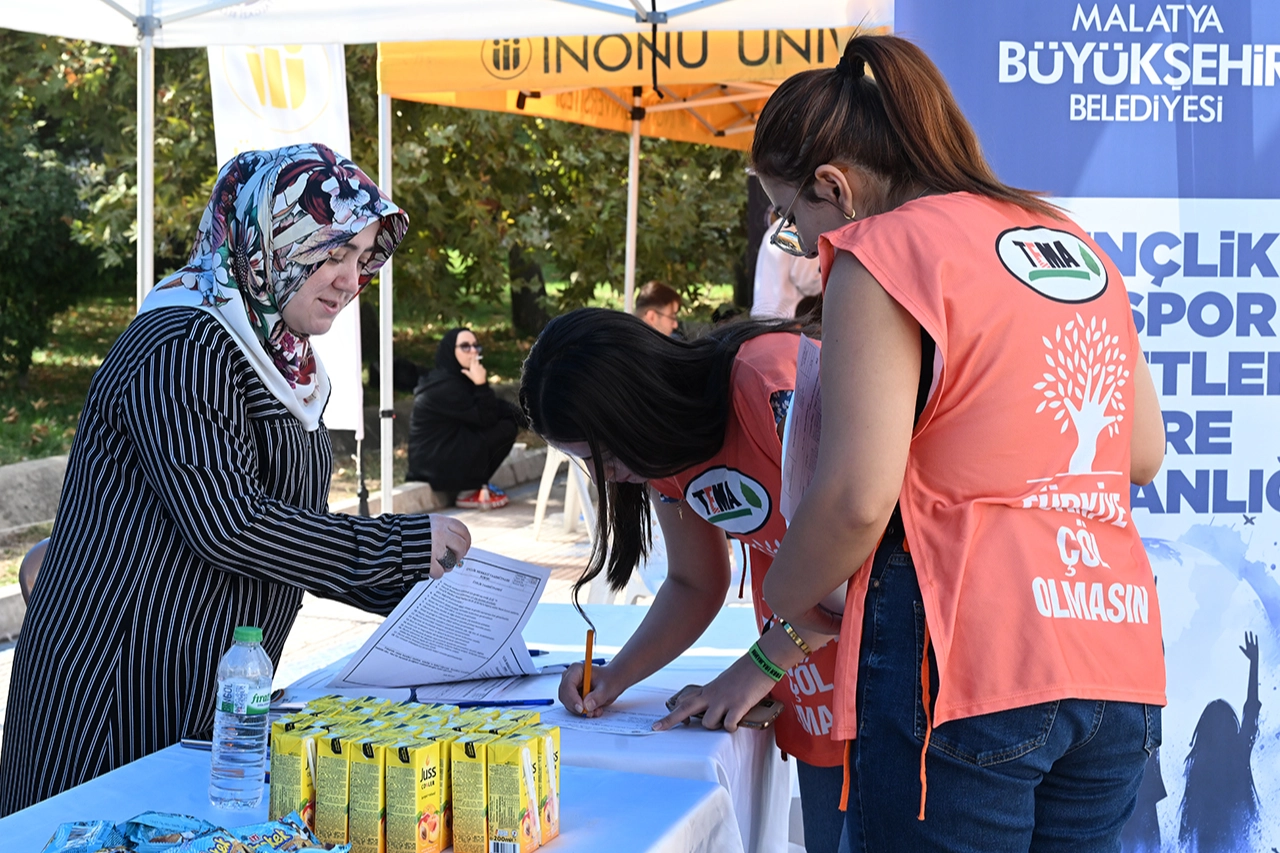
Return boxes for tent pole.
[623,86,641,313]
[378,94,395,515]
[135,9,155,311]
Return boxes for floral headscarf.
[141,143,407,430]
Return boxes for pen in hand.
[581,628,595,713]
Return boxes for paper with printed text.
[330,549,549,688]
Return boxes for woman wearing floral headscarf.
[0,144,471,813]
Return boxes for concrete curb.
[0,456,67,535]
[0,584,24,643]
[329,445,547,516]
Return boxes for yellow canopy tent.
[379,27,861,308]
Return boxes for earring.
[844,208,856,221]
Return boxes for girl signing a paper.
[519,307,849,853]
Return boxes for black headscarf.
[433,327,469,375]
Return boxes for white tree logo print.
[1034,314,1130,474]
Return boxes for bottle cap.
[233,626,263,644]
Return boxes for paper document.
[330,549,550,689]
[411,673,562,704]
[780,334,822,524]
[539,686,673,736]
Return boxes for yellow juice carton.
[450,733,500,853]
[348,738,388,853]
[384,738,446,853]
[439,715,486,735]
[421,726,461,847]
[487,734,542,853]
[352,696,393,714]
[524,725,561,843]
[476,720,527,738]
[495,709,541,728]
[315,729,355,845]
[269,720,318,829]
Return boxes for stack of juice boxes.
[268,695,561,853]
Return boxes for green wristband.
[748,641,786,682]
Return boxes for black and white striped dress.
[0,307,434,815]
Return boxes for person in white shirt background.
[751,208,823,319]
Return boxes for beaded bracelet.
[776,619,812,657]
[748,641,787,682]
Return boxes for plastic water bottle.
[209,625,274,809]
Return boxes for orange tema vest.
[819,193,1166,741]
[652,335,845,766]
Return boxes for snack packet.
[161,829,254,853]
[233,811,320,851]
[39,821,125,853]
[118,812,217,853]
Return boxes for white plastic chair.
[532,446,596,541]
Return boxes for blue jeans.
[840,529,1161,853]
[797,760,846,853]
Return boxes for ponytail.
[752,35,1058,219]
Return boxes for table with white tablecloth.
[0,743,743,853]
[0,602,788,853]
[281,602,792,853]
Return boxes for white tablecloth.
[280,603,790,853]
[0,745,743,853]
[524,603,791,853]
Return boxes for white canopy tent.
[0,0,892,511]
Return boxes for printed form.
[780,334,822,524]
[779,335,846,612]
[330,549,550,688]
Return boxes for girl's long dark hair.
[751,34,1058,219]
[520,308,807,607]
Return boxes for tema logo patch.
[996,227,1108,303]
[683,467,771,534]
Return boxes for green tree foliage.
[0,124,104,378]
[345,45,749,328]
[0,31,747,365]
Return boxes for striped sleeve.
[117,324,432,609]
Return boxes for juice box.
[450,733,500,853]
[486,734,542,853]
[348,738,388,853]
[421,726,462,848]
[384,738,446,853]
[476,720,526,738]
[524,725,561,844]
[494,709,540,728]
[315,729,354,845]
[269,720,317,830]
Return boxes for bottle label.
[218,681,271,715]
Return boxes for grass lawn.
[0,523,52,588]
[0,296,138,466]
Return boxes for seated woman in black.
[407,327,523,509]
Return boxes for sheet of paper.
[539,686,672,736]
[330,549,550,689]
[411,673,562,704]
[780,334,822,524]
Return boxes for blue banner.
[895,0,1280,198]
[895,2,1280,851]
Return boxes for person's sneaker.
[456,486,509,510]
